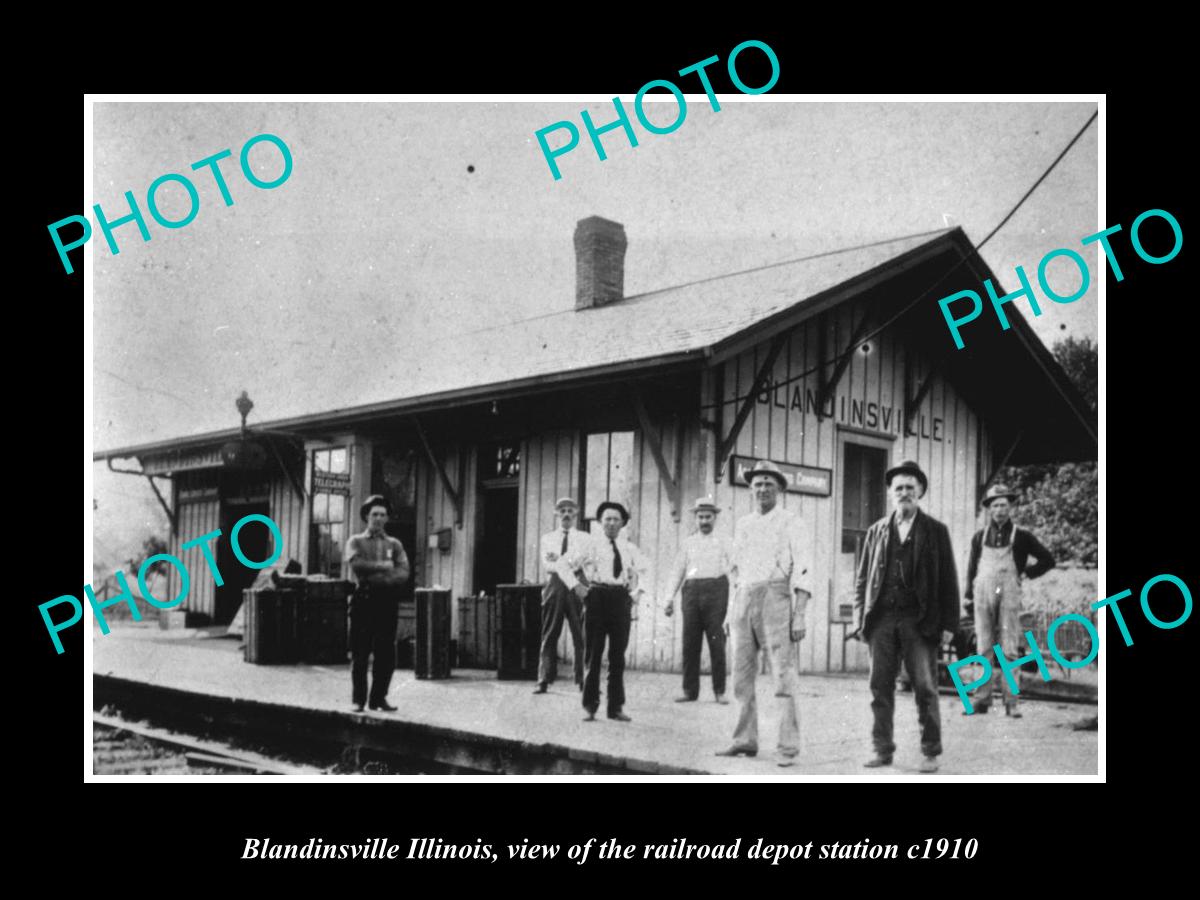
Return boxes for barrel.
[495,584,543,680]
[415,588,452,679]
[243,588,300,664]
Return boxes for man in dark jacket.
[853,460,959,774]
[963,483,1056,717]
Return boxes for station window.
[489,443,521,478]
[310,447,350,577]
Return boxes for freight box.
[243,588,300,664]
[457,594,497,668]
[415,588,452,679]
[496,584,543,680]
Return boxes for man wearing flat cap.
[556,501,651,722]
[345,494,410,712]
[717,460,811,767]
[533,497,588,695]
[853,460,959,773]
[663,497,732,704]
[963,483,1055,717]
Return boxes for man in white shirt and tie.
[663,497,732,704]
[556,501,652,723]
[717,460,811,767]
[533,497,587,694]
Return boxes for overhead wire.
[698,109,1099,410]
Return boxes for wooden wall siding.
[268,477,306,573]
[416,443,477,637]
[712,297,989,672]
[172,493,220,619]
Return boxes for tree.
[995,336,1098,566]
[1052,336,1097,416]
[126,535,170,577]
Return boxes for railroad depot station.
[93,217,1098,775]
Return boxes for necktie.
[561,531,569,555]
[611,540,623,578]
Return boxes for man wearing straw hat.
[533,497,588,695]
[716,460,811,768]
[853,460,959,773]
[663,497,732,704]
[962,483,1056,717]
[345,494,411,713]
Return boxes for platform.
[92,623,1098,776]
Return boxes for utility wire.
[699,110,1099,410]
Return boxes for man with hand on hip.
[962,483,1055,717]
[557,501,651,723]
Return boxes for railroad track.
[93,713,327,776]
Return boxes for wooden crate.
[415,589,452,679]
[457,594,498,669]
[495,584,543,680]
[243,588,300,664]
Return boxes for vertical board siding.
[706,294,987,673]
[174,495,219,619]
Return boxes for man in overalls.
[963,484,1056,717]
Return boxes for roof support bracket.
[107,456,177,533]
[633,389,682,521]
[264,435,306,502]
[904,361,942,429]
[145,475,177,534]
[817,308,873,418]
[980,429,1024,502]
[716,330,789,482]
[413,416,463,527]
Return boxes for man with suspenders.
[963,484,1056,717]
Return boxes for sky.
[90,98,1099,569]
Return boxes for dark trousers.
[537,574,584,687]
[581,585,632,715]
[868,606,943,757]
[350,583,400,707]
[681,576,729,698]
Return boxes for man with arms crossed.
[717,461,810,768]
[345,494,411,713]
[854,460,959,773]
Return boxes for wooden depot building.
[94,216,1096,675]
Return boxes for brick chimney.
[574,216,627,310]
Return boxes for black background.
[19,26,1190,886]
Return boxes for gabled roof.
[95,229,953,459]
[94,226,1095,464]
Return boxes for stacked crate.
[243,577,352,665]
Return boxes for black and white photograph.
[83,95,1102,780]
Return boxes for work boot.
[863,754,893,768]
